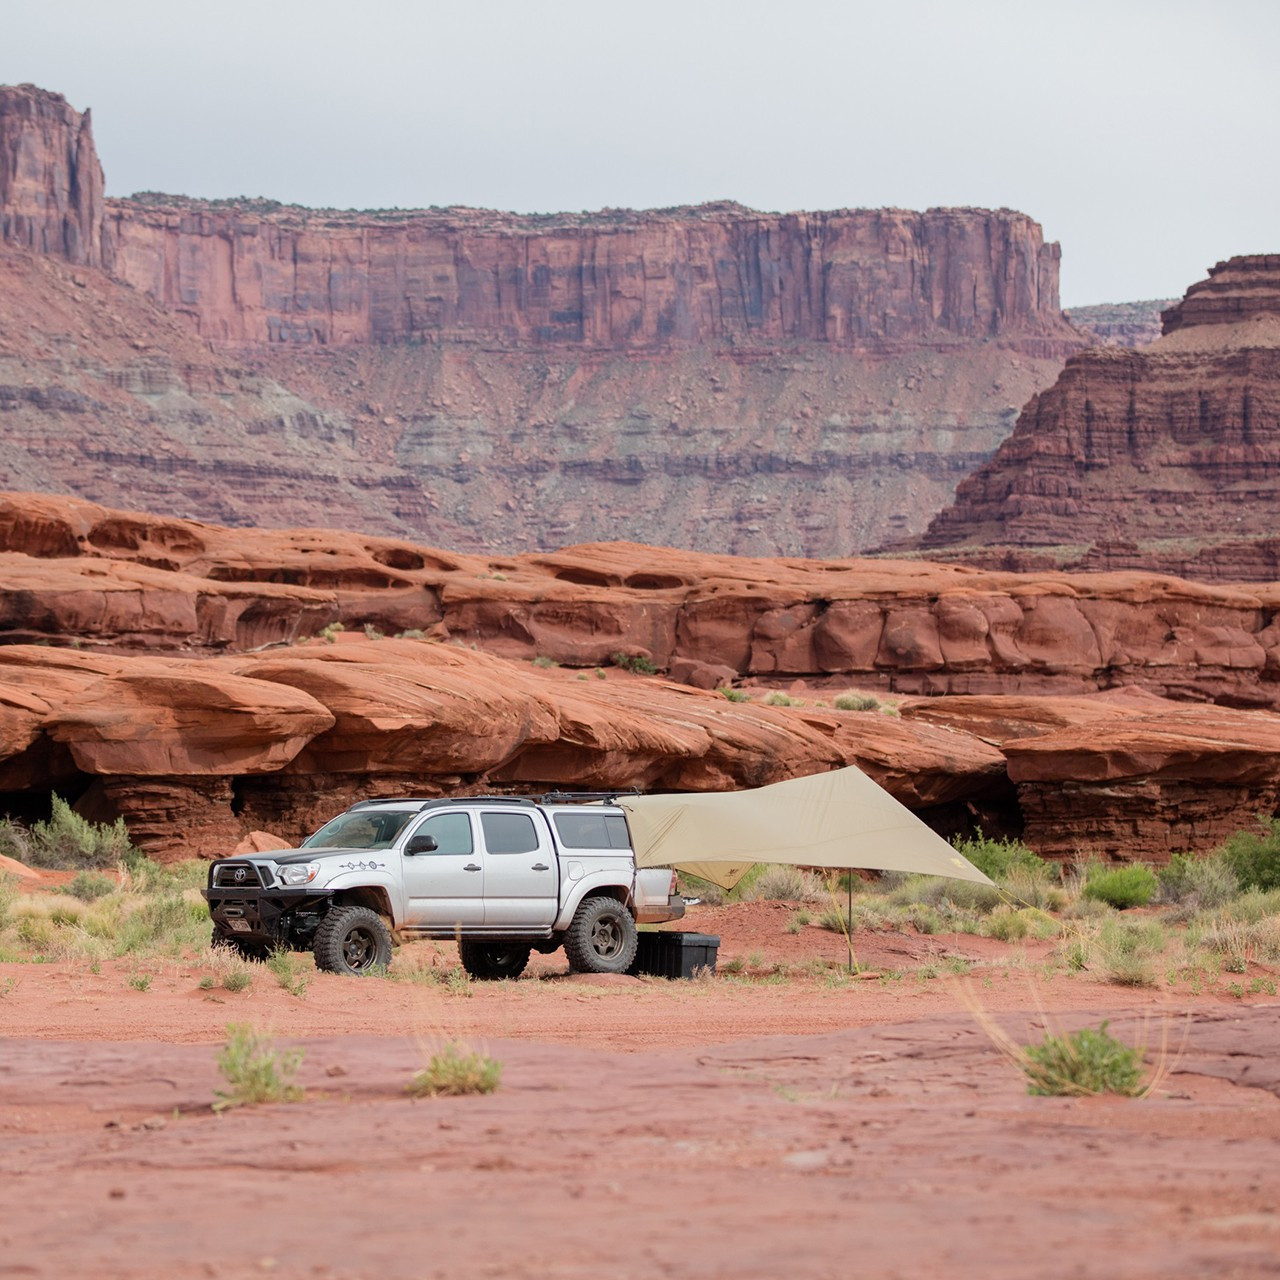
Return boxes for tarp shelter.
[618,765,992,890]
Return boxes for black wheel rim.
[493,950,520,973]
[343,926,377,971]
[590,915,623,959]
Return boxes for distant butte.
[0,83,1090,557]
[911,255,1280,582]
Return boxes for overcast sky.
[4,0,1276,307]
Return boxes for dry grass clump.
[741,864,826,902]
[407,1041,502,1097]
[213,1024,304,1110]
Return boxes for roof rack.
[346,796,538,812]
[538,790,641,805]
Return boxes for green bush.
[213,1024,305,1110]
[955,832,1044,882]
[407,1041,502,1097]
[834,693,880,712]
[1158,850,1240,910]
[763,692,796,707]
[1083,865,1158,910]
[1022,1022,1143,1097]
[717,687,750,702]
[743,864,825,902]
[611,652,658,675]
[26,796,135,870]
[1220,818,1280,891]
[62,872,117,902]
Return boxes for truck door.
[478,809,558,927]
[401,811,484,927]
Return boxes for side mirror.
[404,834,439,856]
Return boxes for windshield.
[302,809,417,851]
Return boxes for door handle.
[531,863,549,871]
[463,863,481,872]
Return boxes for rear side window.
[552,812,632,850]
[481,811,540,854]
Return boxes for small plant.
[955,831,1044,882]
[1083,864,1158,910]
[1022,1022,1143,1097]
[1226,981,1246,1000]
[1220,818,1280,891]
[745,864,824,902]
[720,955,746,975]
[717,687,750,702]
[266,949,310,997]
[594,667,607,680]
[1250,976,1277,996]
[62,871,117,902]
[320,621,346,644]
[530,655,559,669]
[1158,850,1240,909]
[198,975,215,990]
[610,652,658,675]
[407,1041,503,1097]
[444,966,472,996]
[127,973,152,992]
[362,623,384,640]
[213,1024,305,1111]
[396,629,426,640]
[763,691,796,707]
[222,968,253,993]
[834,693,879,712]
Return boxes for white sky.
[4,0,1276,307]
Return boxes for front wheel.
[564,896,638,974]
[313,905,393,975]
[458,940,532,980]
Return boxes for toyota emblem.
[233,867,246,883]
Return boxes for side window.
[481,811,539,855]
[553,811,633,850]
[417,812,473,856]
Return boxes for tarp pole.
[847,875,853,974]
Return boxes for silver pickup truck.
[203,795,685,977]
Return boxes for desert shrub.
[1083,865,1158,910]
[834,693,880,712]
[266,949,310,997]
[407,1041,502,1097]
[213,1024,304,1110]
[717,687,750,702]
[1220,818,1280,891]
[362,623,384,640]
[984,907,1030,942]
[62,872,117,902]
[1002,867,1068,912]
[1022,1022,1143,1097]
[0,818,31,864]
[23,797,134,870]
[611,652,657,675]
[955,832,1044,882]
[530,655,558,669]
[1094,916,1166,986]
[888,874,1002,915]
[320,621,345,644]
[396,628,426,640]
[1158,850,1241,909]
[743,864,825,902]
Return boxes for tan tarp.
[618,766,992,890]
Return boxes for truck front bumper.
[203,886,332,947]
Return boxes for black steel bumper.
[203,886,333,946]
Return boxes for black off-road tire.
[563,896,638,974]
[211,929,272,962]
[458,940,532,980]
[313,905,393,976]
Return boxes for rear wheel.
[313,905,393,975]
[458,940,532,980]
[564,896,638,974]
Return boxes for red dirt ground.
[3,901,1280,1279]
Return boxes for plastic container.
[630,931,720,979]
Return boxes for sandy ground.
[3,903,1280,1279]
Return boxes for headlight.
[279,862,320,886]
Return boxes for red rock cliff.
[100,196,1075,353]
[914,255,1280,581]
[0,85,103,267]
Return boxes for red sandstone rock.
[917,256,1280,582]
[0,84,1089,558]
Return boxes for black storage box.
[630,931,720,979]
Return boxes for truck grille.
[212,862,265,888]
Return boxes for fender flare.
[554,870,634,932]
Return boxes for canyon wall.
[914,256,1280,581]
[0,83,1089,557]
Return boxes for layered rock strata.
[0,83,1089,555]
[3,493,1280,862]
[917,256,1280,581]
